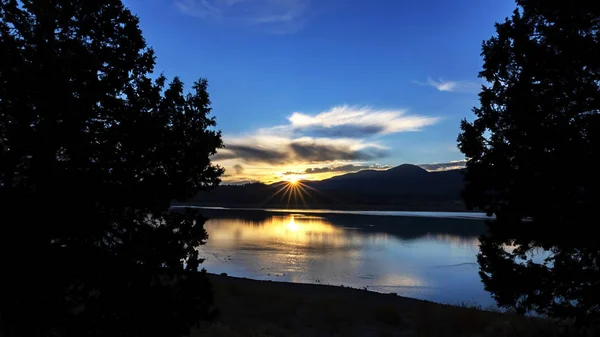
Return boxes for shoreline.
[176,201,471,213]
[207,273,438,305]
[171,205,491,220]
[196,273,556,337]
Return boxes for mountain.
[188,164,466,211]
[306,164,458,194]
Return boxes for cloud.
[175,0,221,18]
[174,0,309,33]
[280,161,464,177]
[289,105,439,137]
[282,171,303,175]
[215,135,388,164]
[290,138,388,162]
[214,104,441,182]
[233,164,244,175]
[414,78,480,94]
[222,179,259,185]
[217,144,289,164]
[418,160,466,172]
[282,164,393,175]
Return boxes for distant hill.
[187,164,466,211]
[307,164,462,195]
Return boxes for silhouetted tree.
[458,0,600,324]
[0,0,223,336]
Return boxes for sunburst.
[263,179,315,208]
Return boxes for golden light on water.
[204,214,481,250]
[286,215,300,231]
[204,214,357,248]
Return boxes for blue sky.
[124,0,515,183]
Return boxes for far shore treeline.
[191,164,467,211]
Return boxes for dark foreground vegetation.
[1,1,222,336]
[459,0,600,327]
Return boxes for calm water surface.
[189,208,494,307]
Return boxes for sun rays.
[263,179,318,208]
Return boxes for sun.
[284,174,303,185]
[265,173,320,208]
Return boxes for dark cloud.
[283,164,393,175]
[418,160,466,172]
[302,167,337,174]
[290,141,388,163]
[233,164,244,175]
[216,141,389,164]
[282,171,303,175]
[223,180,260,186]
[296,125,387,138]
[215,145,289,164]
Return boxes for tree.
[0,0,223,335]
[458,0,600,324]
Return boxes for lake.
[178,207,494,307]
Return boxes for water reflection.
[208,215,345,246]
[425,233,481,249]
[197,209,494,306]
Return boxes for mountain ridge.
[268,164,431,186]
[189,164,466,211]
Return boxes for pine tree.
[0,1,223,335]
[459,0,600,324]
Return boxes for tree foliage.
[0,0,223,335]
[458,0,600,324]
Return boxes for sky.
[124,0,515,183]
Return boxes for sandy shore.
[189,274,557,337]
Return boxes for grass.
[187,274,566,337]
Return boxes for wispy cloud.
[418,160,466,172]
[414,77,480,94]
[215,105,438,165]
[175,0,220,18]
[215,135,387,165]
[283,164,393,175]
[174,0,310,33]
[214,104,441,182]
[289,105,439,137]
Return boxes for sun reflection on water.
[204,214,357,248]
[285,215,300,232]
